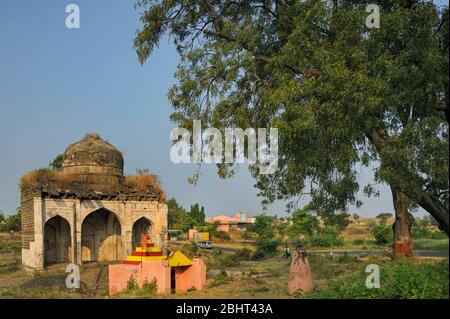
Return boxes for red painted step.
[131,251,163,257]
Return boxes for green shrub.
[126,275,138,291]
[0,212,21,232]
[309,227,344,247]
[337,254,358,263]
[307,258,449,299]
[255,238,281,253]
[142,278,158,294]
[234,248,252,261]
[371,224,393,245]
[251,249,268,260]
[309,235,344,247]
[370,218,393,245]
[413,224,447,240]
[251,239,281,260]
[241,231,254,240]
[431,232,448,240]
[413,238,449,251]
[353,239,365,246]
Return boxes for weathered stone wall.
[21,195,168,269]
[20,191,35,249]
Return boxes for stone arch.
[81,208,123,262]
[132,217,153,250]
[82,207,123,227]
[44,215,71,266]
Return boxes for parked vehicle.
[196,240,212,249]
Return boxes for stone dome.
[62,133,124,177]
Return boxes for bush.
[241,231,254,240]
[142,278,158,294]
[251,249,268,260]
[352,239,365,246]
[413,224,447,240]
[251,238,282,260]
[126,275,138,291]
[370,223,393,245]
[255,238,282,253]
[0,212,21,232]
[309,226,344,247]
[234,248,252,261]
[123,276,158,296]
[307,258,449,299]
[309,235,344,247]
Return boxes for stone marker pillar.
[288,245,314,295]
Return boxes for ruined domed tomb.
[20,134,168,270]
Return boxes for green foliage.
[134,0,449,232]
[0,210,21,232]
[370,218,393,245]
[309,235,343,247]
[352,214,360,220]
[167,198,197,232]
[309,226,344,247]
[123,276,158,297]
[252,238,282,260]
[352,239,365,246]
[241,231,254,240]
[49,154,63,170]
[287,206,320,239]
[413,238,449,251]
[234,248,252,261]
[0,211,5,223]
[413,218,448,239]
[141,278,158,294]
[126,275,138,291]
[189,203,205,226]
[246,214,276,239]
[308,259,449,299]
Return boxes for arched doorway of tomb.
[44,215,71,266]
[81,208,123,262]
[132,217,153,250]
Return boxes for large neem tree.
[134,0,449,256]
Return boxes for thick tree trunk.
[404,189,449,236]
[390,186,415,258]
[363,124,449,235]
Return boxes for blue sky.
[0,0,447,217]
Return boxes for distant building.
[205,212,256,232]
